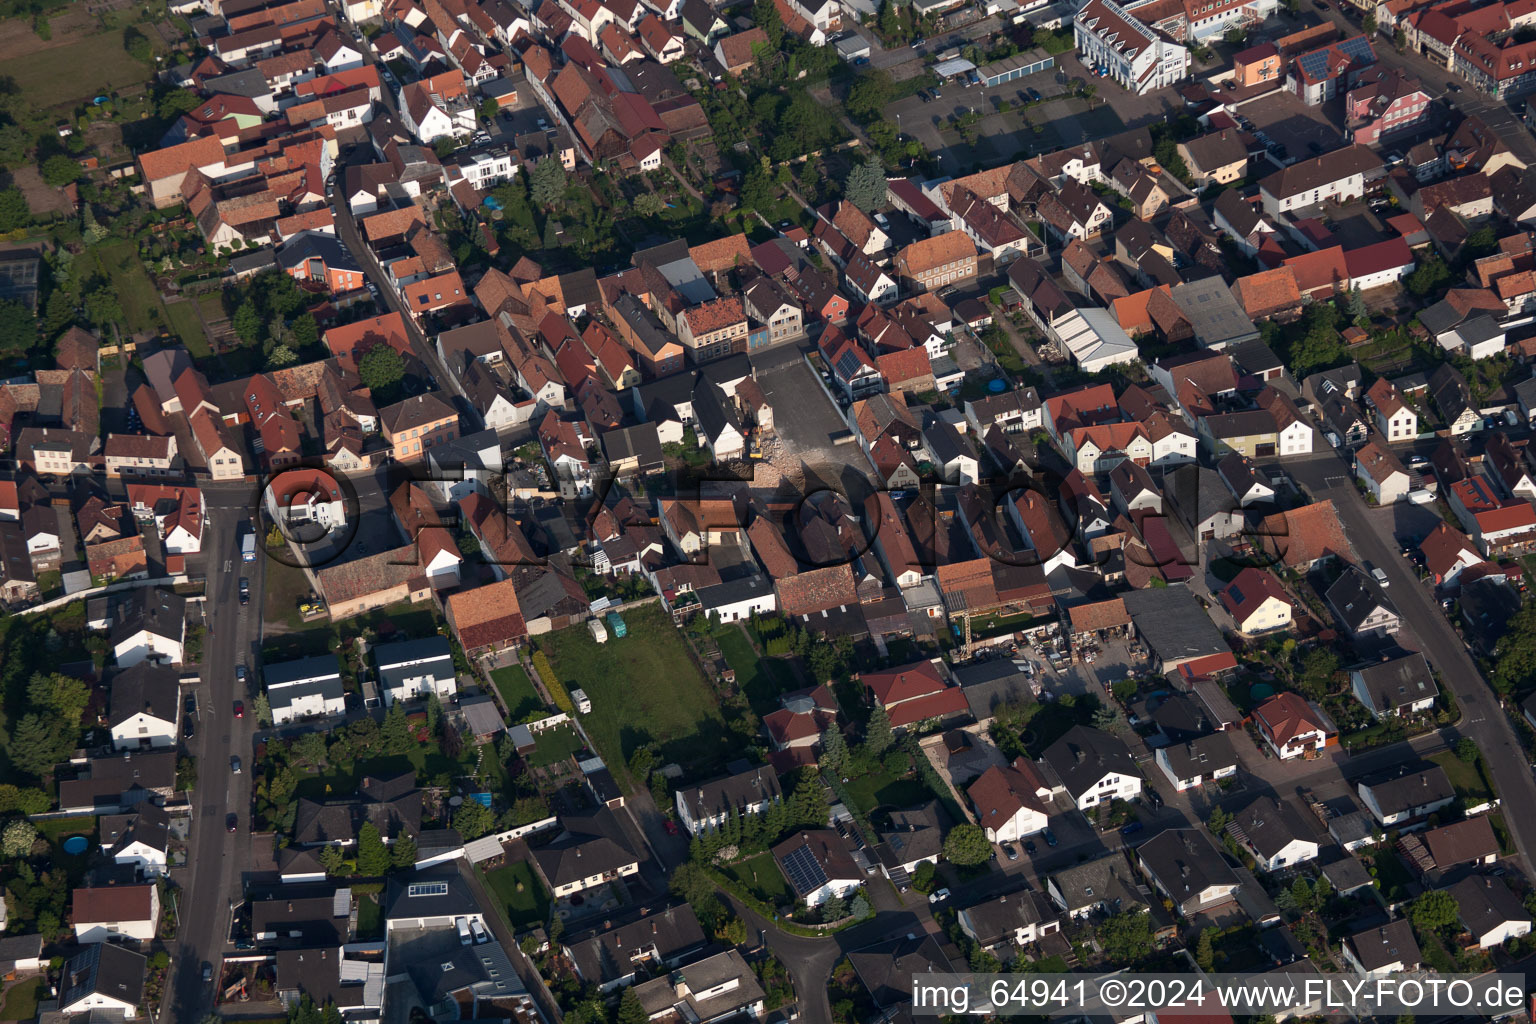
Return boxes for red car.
[664,820,681,836]
[233,701,244,718]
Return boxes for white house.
[1451,876,1533,949]
[101,805,171,878]
[1074,0,1190,96]
[1259,146,1381,216]
[126,483,204,555]
[72,883,160,944]
[1040,725,1141,810]
[1229,797,1320,872]
[373,636,458,706]
[966,757,1051,843]
[1350,652,1438,719]
[110,589,186,668]
[675,765,782,836]
[265,468,347,533]
[1354,442,1412,505]
[1252,692,1328,760]
[1218,568,1294,636]
[265,655,347,724]
[1342,919,1420,977]
[957,891,1061,952]
[1357,763,1455,826]
[58,944,146,1019]
[696,575,777,623]
[108,662,180,750]
[772,830,862,908]
[1154,732,1238,792]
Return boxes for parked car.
[1003,843,1019,861]
[1120,820,1144,836]
[236,665,247,685]
[233,701,244,719]
[226,813,238,833]
[184,693,197,717]
[202,964,213,983]
[1024,839,1037,854]
[1043,828,1058,847]
[928,887,951,904]
[183,715,195,740]
[239,578,249,605]
[1370,565,1390,588]
[1027,87,1042,102]
[231,756,242,774]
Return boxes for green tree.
[1410,889,1458,932]
[254,693,272,726]
[1406,256,1451,298]
[83,288,122,329]
[1296,648,1339,701]
[479,97,499,120]
[818,724,848,774]
[319,844,345,874]
[123,25,153,62]
[292,732,328,767]
[843,156,887,211]
[1195,928,1215,971]
[40,155,79,187]
[0,188,28,233]
[9,714,64,777]
[232,301,262,344]
[0,299,36,358]
[453,800,495,840]
[864,702,893,756]
[382,702,413,754]
[356,822,391,876]
[942,823,991,866]
[2,818,37,858]
[617,986,649,1024]
[1098,910,1154,961]
[633,191,667,217]
[1291,876,1314,912]
[291,313,319,349]
[845,70,895,123]
[1363,10,1377,33]
[530,157,567,208]
[357,344,405,392]
[391,833,417,869]
[268,344,297,368]
[1456,737,1479,762]
[753,0,785,48]
[0,127,29,170]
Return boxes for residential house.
[1354,441,1412,504]
[1350,651,1438,719]
[772,830,862,908]
[1357,762,1455,825]
[1229,796,1320,872]
[1218,568,1293,635]
[674,765,783,836]
[72,883,161,943]
[1136,829,1241,917]
[1040,725,1141,810]
[966,757,1051,843]
[1253,691,1329,759]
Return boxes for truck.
[241,532,256,562]
[456,917,472,945]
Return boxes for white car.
[928,887,950,904]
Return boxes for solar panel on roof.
[834,350,866,379]
[781,843,828,894]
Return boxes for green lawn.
[539,603,731,786]
[7,27,158,108]
[525,723,587,768]
[38,816,97,884]
[843,766,930,814]
[483,860,550,929]
[292,750,463,801]
[718,626,799,714]
[163,299,211,358]
[88,241,164,335]
[262,557,317,634]
[0,977,45,1021]
[355,893,383,939]
[1428,751,1495,802]
[721,851,791,906]
[492,665,544,722]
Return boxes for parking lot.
[750,346,873,490]
[1230,89,1347,164]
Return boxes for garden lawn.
[292,749,464,801]
[842,767,930,815]
[355,894,383,939]
[525,722,587,768]
[37,815,97,884]
[0,977,45,1022]
[1428,751,1495,802]
[718,626,799,714]
[722,851,791,905]
[492,665,544,722]
[538,604,730,786]
[89,241,164,335]
[483,860,549,929]
[262,557,316,634]
[6,27,156,108]
[163,299,211,358]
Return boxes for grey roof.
[676,764,782,823]
[101,803,171,857]
[0,933,41,969]
[847,935,953,1009]
[1329,809,1377,847]
[1159,732,1237,781]
[383,862,482,921]
[1164,464,1238,531]
[406,933,527,1007]
[57,750,177,811]
[1040,725,1138,799]
[1450,875,1531,935]
[878,801,945,866]
[59,942,145,1011]
[294,772,422,844]
[923,418,976,466]
[1230,338,1284,377]
[1229,795,1315,860]
[1121,585,1231,665]
[460,695,506,739]
[265,655,343,689]
[958,889,1055,947]
[1149,693,1210,742]
[532,833,638,888]
[1169,277,1258,348]
[108,660,180,728]
[693,379,742,446]
[202,67,272,97]
[109,587,186,649]
[1430,362,1473,423]
[277,231,360,274]
[1348,918,1420,970]
[1320,852,1374,893]
[1359,761,1455,816]
[953,660,1036,722]
[601,422,664,473]
[373,636,455,693]
[1418,297,1465,337]
[1325,567,1398,632]
[1136,828,1241,909]
[229,247,277,276]
[696,574,775,612]
[1047,851,1145,914]
[1352,652,1438,714]
[566,904,708,987]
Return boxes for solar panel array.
[834,348,867,380]
[1296,36,1373,82]
[408,881,449,897]
[781,844,828,894]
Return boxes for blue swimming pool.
[62,836,88,855]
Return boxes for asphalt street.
[162,483,267,1022]
[1287,449,1536,880]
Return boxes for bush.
[531,651,573,714]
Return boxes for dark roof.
[1352,652,1438,714]
[566,905,707,987]
[953,660,1036,721]
[532,832,638,887]
[60,942,145,1011]
[1040,725,1138,798]
[383,861,481,920]
[293,772,421,844]
[1046,851,1145,914]
[847,934,953,1009]
[1159,731,1237,781]
[1359,761,1455,816]
[1325,566,1399,632]
[1136,828,1240,907]
[108,660,180,728]
[1121,585,1231,665]
[957,889,1054,947]
[1229,795,1315,859]
[1347,918,1420,971]
[676,764,781,822]
[109,587,186,647]
[1450,875,1531,935]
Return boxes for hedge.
[531,651,574,715]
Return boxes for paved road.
[162,487,266,1022]
[1288,449,1536,879]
